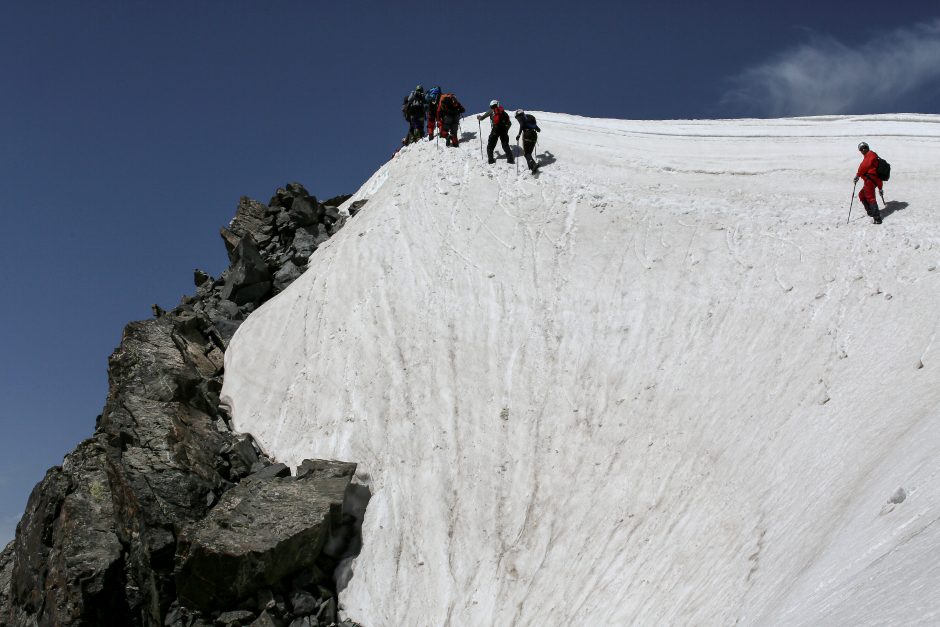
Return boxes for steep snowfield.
[222,113,940,626]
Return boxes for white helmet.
[489,99,499,108]
[515,109,523,116]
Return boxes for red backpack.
[493,106,511,129]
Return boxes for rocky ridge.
[0,183,367,627]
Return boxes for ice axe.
[846,180,858,224]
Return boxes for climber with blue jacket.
[425,86,442,140]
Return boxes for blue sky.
[1,2,937,545]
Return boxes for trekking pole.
[879,188,885,207]
[846,180,858,224]
[515,139,519,174]
[478,120,484,161]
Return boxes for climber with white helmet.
[476,99,514,165]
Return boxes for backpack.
[405,90,425,116]
[439,93,464,115]
[495,107,512,129]
[876,157,891,181]
[523,114,540,131]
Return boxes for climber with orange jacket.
[437,92,465,147]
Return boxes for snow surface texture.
[222,114,940,626]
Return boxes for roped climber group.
[401,85,542,173]
[402,85,892,223]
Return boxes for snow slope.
[222,113,940,626]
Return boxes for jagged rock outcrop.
[0,183,365,627]
[175,461,355,611]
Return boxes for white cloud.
[723,20,940,116]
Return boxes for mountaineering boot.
[488,157,496,164]
[866,201,882,224]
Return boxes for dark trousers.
[440,115,460,146]
[487,128,513,162]
[405,115,424,143]
[521,134,537,170]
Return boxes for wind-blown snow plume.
[724,20,940,116]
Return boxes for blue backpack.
[523,114,540,131]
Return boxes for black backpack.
[406,90,425,116]
[876,157,891,181]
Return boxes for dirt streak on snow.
[223,114,940,626]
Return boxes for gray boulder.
[348,199,367,216]
[220,235,271,305]
[216,609,257,625]
[194,269,212,287]
[289,590,319,616]
[273,261,303,294]
[288,196,317,227]
[290,227,316,261]
[275,210,291,231]
[296,459,356,481]
[229,197,270,243]
[316,598,336,625]
[250,610,284,627]
[286,182,313,199]
[175,461,355,611]
[291,225,329,263]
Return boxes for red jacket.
[857,150,882,187]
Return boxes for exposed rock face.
[220,234,271,305]
[0,183,365,627]
[176,461,355,610]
